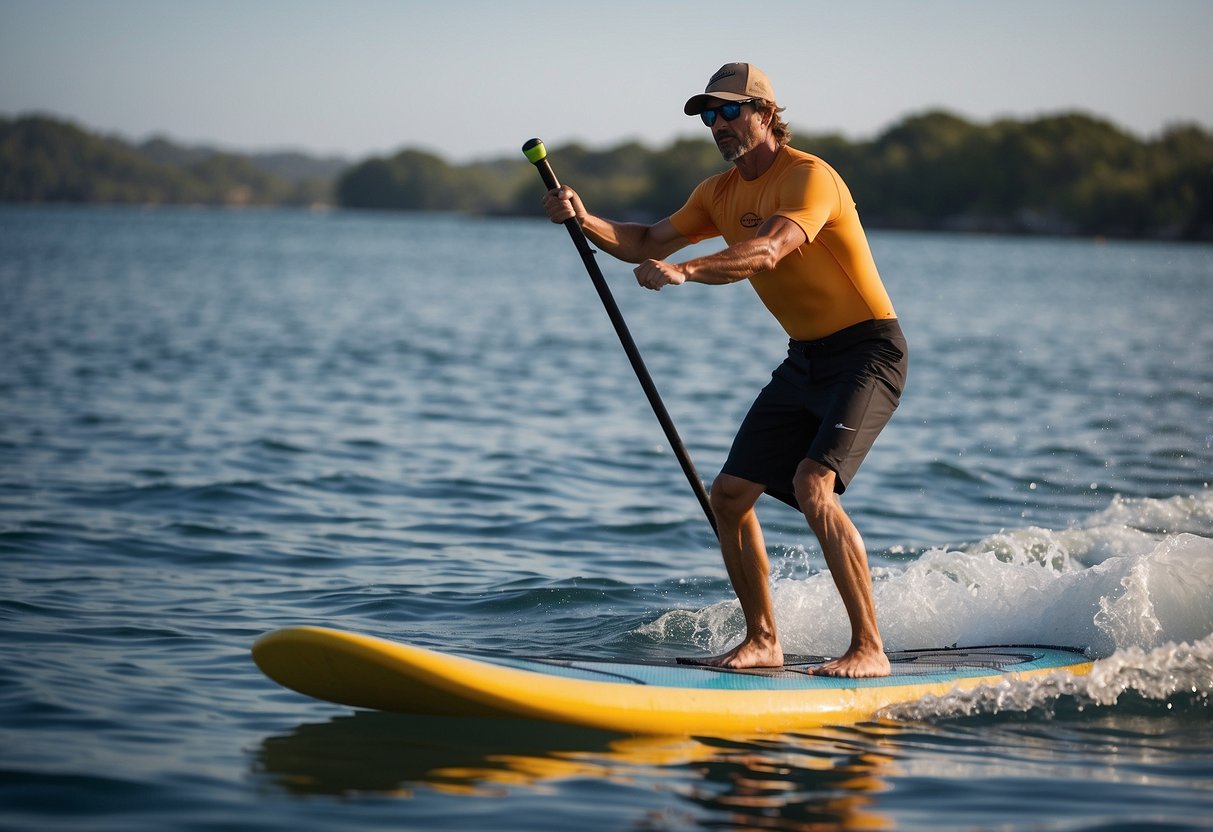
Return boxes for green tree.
[337,149,473,211]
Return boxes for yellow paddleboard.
[252,627,1092,735]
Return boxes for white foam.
[639,492,1213,664]
[879,635,1213,721]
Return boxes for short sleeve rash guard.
[669,146,896,341]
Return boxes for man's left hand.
[634,259,686,291]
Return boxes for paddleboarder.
[543,63,907,677]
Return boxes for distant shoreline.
[3,112,1211,241]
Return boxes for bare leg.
[794,460,891,678]
[698,474,784,668]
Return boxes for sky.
[1,0,1210,163]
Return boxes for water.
[1,204,1211,831]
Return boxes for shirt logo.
[741,212,763,228]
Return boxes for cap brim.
[683,91,752,116]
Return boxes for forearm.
[580,215,684,264]
[678,237,783,285]
[544,186,686,264]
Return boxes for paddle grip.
[522,138,561,192]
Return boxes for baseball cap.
[683,63,779,115]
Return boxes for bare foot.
[697,637,784,669]
[807,647,891,678]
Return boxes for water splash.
[879,635,1213,721]
[638,493,1213,662]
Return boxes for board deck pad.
[474,646,1075,689]
[253,627,1092,734]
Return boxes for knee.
[793,460,837,522]
[710,474,760,524]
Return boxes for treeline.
[0,115,339,206]
[814,111,1213,239]
[339,111,1213,240]
[3,112,1211,240]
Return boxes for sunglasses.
[700,99,758,127]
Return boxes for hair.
[755,100,792,147]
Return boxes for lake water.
[1,204,1211,831]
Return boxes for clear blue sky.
[2,0,1210,161]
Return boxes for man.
[543,63,908,678]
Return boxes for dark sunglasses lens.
[701,102,747,127]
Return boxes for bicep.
[774,164,839,244]
[642,218,693,261]
[756,215,808,264]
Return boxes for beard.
[715,129,760,163]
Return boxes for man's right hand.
[542,186,585,225]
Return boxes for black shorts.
[721,318,908,506]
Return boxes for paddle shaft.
[523,139,718,540]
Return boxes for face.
[702,100,767,163]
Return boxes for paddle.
[522,138,719,540]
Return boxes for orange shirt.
[669,146,896,341]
